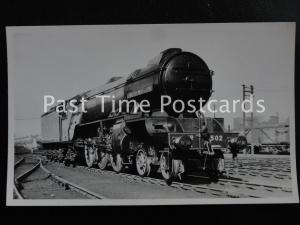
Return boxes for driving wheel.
[84,145,97,168]
[98,151,109,170]
[111,153,124,173]
[160,152,180,185]
[136,149,151,177]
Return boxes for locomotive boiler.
[41,48,225,184]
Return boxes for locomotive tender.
[41,48,225,184]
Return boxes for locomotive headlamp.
[174,135,192,149]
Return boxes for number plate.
[209,133,239,148]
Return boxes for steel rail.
[14,157,25,169]
[14,157,26,199]
[14,157,40,199]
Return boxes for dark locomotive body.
[41,48,225,184]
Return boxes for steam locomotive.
[41,48,226,184]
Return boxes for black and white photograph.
[6,23,298,205]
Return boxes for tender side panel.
[41,111,60,143]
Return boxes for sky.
[7,23,295,137]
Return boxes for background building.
[232,113,289,144]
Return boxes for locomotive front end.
[162,117,225,184]
[151,49,225,183]
[159,50,213,116]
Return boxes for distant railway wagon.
[41,48,246,184]
[253,143,290,155]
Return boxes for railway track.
[16,152,291,199]
[13,157,27,199]
[39,162,106,199]
[225,168,291,182]
[44,156,292,199]
[188,174,292,198]
[14,155,106,199]
[224,158,292,182]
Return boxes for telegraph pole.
[213,103,216,118]
[250,85,254,155]
[242,84,246,131]
[242,84,255,155]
